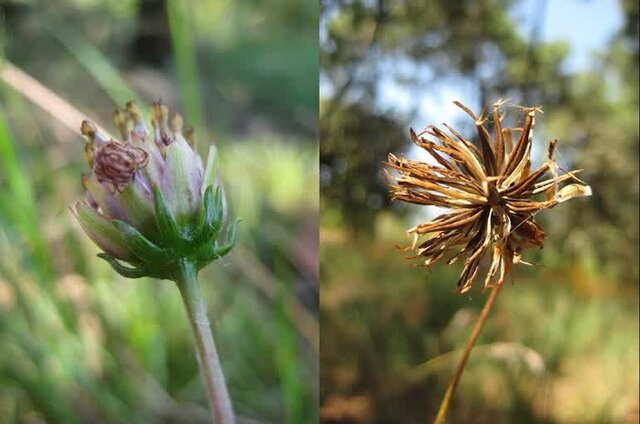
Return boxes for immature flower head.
[385,100,591,293]
[72,101,238,280]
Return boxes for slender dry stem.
[433,282,504,424]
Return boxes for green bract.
[72,101,238,280]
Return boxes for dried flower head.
[72,101,238,280]
[385,100,591,293]
[92,140,149,192]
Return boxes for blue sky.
[520,0,623,72]
[374,0,624,130]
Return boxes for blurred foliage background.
[0,0,318,423]
[320,0,638,423]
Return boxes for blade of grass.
[274,259,305,424]
[166,0,204,132]
[231,245,319,352]
[0,103,53,280]
[49,29,149,121]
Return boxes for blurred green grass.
[0,1,318,423]
[0,115,319,423]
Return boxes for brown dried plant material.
[384,100,591,293]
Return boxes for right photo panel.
[320,1,639,423]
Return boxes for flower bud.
[73,101,238,280]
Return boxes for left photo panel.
[0,1,318,423]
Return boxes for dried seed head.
[386,100,591,293]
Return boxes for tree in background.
[321,101,406,236]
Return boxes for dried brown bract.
[384,100,591,293]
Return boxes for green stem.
[433,282,503,424]
[175,260,235,424]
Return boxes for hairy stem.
[176,260,235,424]
[434,282,503,424]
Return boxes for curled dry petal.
[93,140,149,193]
